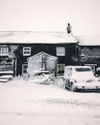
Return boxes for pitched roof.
[76,36,100,46]
[28,51,58,61]
[0,31,77,44]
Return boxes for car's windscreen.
[75,68,92,72]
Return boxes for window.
[23,47,31,56]
[75,67,92,72]
[22,64,28,74]
[56,47,65,56]
[0,47,8,56]
[57,64,65,73]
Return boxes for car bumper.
[75,82,100,91]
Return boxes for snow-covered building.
[77,36,100,73]
[0,25,78,76]
[1,22,100,76]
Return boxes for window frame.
[57,64,65,72]
[0,47,9,56]
[23,47,31,56]
[22,63,28,74]
[56,47,65,56]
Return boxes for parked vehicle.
[30,70,55,84]
[63,66,100,92]
[0,75,13,83]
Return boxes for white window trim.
[0,47,9,56]
[23,47,31,56]
[22,64,28,74]
[56,47,65,56]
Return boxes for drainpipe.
[77,42,81,66]
[14,58,17,77]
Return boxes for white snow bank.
[0,79,100,125]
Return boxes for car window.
[75,68,92,72]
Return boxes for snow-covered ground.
[0,78,100,125]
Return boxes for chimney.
[67,23,72,34]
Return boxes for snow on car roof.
[65,66,92,69]
[0,31,77,44]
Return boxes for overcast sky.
[0,0,100,35]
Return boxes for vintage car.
[30,70,55,84]
[63,66,100,92]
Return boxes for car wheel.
[70,83,76,92]
[65,83,68,89]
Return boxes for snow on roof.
[76,36,100,46]
[0,31,77,44]
[28,51,57,61]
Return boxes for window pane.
[56,47,65,56]
[23,47,31,56]
[0,47,8,56]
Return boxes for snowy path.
[0,79,100,125]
